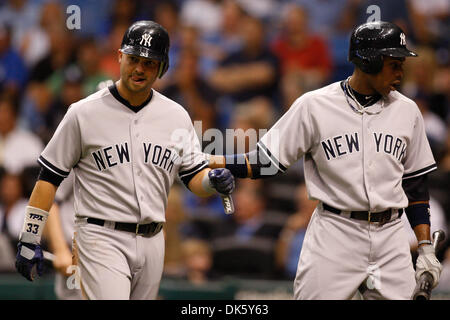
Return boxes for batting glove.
[415,244,442,288]
[208,168,235,195]
[16,242,45,281]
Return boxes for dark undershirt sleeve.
[37,166,65,187]
[402,174,429,202]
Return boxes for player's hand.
[15,242,45,281]
[53,247,73,277]
[208,168,235,195]
[415,244,442,288]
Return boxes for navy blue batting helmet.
[120,20,170,78]
[348,21,417,74]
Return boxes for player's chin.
[380,85,395,96]
[129,78,150,91]
[388,82,401,94]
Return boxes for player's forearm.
[209,150,284,179]
[413,224,431,247]
[28,180,58,211]
[209,154,252,177]
[188,168,215,197]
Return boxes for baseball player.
[15,20,235,300]
[209,21,442,299]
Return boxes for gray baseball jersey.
[258,80,436,299]
[38,85,207,299]
[259,81,436,212]
[39,86,207,223]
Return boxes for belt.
[322,203,403,225]
[87,217,163,236]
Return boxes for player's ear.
[118,49,123,63]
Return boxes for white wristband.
[20,206,49,244]
[418,240,432,246]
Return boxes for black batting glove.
[16,242,45,281]
[208,168,235,195]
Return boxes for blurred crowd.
[0,0,449,296]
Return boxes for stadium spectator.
[19,1,65,69]
[235,0,278,22]
[151,1,183,90]
[271,4,332,98]
[180,0,222,37]
[210,179,282,278]
[163,47,218,132]
[202,0,245,68]
[18,80,53,143]
[99,22,128,81]
[229,96,276,154]
[60,0,111,40]
[0,172,28,244]
[209,14,279,118]
[28,26,75,82]
[104,0,140,36]
[402,47,448,159]
[0,0,40,52]
[74,37,110,96]
[0,96,43,174]
[214,179,279,240]
[275,182,317,279]
[180,238,215,284]
[408,0,450,48]
[0,23,28,96]
[23,66,83,144]
[285,0,349,37]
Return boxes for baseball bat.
[43,250,55,262]
[220,194,234,215]
[208,168,235,215]
[29,250,54,281]
[412,230,445,300]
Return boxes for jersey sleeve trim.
[37,156,70,178]
[402,163,437,180]
[179,161,208,186]
[256,141,287,173]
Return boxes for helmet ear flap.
[158,61,169,78]
[351,53,383,74]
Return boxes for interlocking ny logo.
[400,33,406,46]
[140,33,153,47]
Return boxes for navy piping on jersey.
[340,80,381,108]
[179,161,208,187]
[403,163,437,180]
[37,156,70,178]
[256,141,287,172]
[108,83,153,113]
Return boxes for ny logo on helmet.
[140,33,153,47]
[400,33,406,46]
